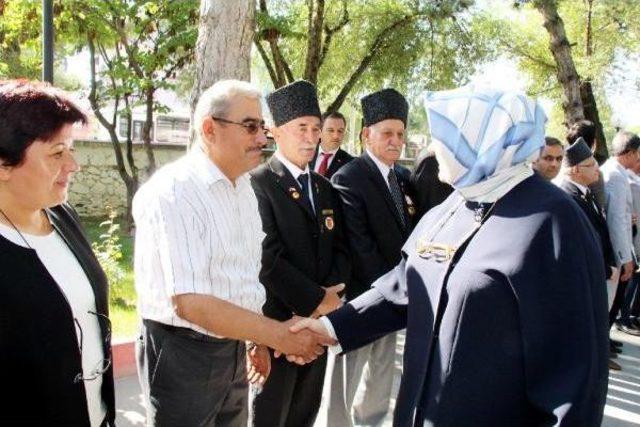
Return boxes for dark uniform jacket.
[331,152,418,300]
[0,204,115,426]
[410,149,453,218]
[311,147,354,180]
[560,179,616,279]
[327,175,609,426]
[250,155,350,321]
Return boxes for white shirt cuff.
[320,315,343,354]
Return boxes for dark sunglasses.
[211,116,267,135]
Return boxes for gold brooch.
[416,241,457,262]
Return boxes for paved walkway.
[115,330,640,426]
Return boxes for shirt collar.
[319,145,339,156]
[567,178,589,195]
[188,145,235,187]
[366,148,393,179]
[275,150,310,179]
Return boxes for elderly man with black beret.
[318,88,417,427]
[249,80,350,427]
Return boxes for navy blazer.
[328,175,609,426]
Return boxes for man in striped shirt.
[133,80,332,427]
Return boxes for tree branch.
[318,0,349,70]
[254,38,279,86]
[327,13,416,112]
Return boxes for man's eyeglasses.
[73,310,112,383]
[211,116,267,135]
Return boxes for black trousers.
[252,350,327,427]
[137,319,248,427]
[610,279,629,327]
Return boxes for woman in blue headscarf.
[293,87,609,426]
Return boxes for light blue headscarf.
[424,86,547,202]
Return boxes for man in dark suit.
[410,146,453,218]
[322,88,418,427]
[250,80,350,427]
[310,111,354,179]
[559,137,620,370]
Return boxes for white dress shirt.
[133,147,266,336]
[275,150,315,212]
[313,146,339,173]
[366,148,393,189]
[0,223,106,426]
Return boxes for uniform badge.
[325,216,335,231]
[288,187,301,200]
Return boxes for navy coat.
[327,174,609,426]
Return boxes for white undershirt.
[0,222,107,426]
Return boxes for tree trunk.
[580,81,608,162]
[143,87,157,173]
[534,0,584,125]
[304,0,324,85]
[190,0,255,140]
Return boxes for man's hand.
[314,283,345,317]
[246,344,271,386]
[269,317,336,365]
[285,317,333,364]
[621,261,635,282]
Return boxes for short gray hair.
[193,80,263,143]
[612,130,640,156]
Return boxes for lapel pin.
[325,216,335,231]
[288,187,301,200]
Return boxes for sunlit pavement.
[115,330,640,426]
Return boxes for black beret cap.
[564,137,592,167]
[266,80,321,126]
[361,88,408,127]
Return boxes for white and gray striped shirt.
[133,147,266,336]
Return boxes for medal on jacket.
[289,187,301,200]
[325,216,335,231]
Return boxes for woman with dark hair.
[0,80,115,426]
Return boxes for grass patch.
[82,216,138,340]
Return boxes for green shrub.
[91,211,136,308]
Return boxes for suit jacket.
[601,158,634,265]
[0,204,115,426]
[409,149,453,217]
[250,155,350,321]
[331,152,418,300]
[311,146,354,180]
[327,175,608,426]
[560,179,616,278]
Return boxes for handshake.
[269,282,345,365]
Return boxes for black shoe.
[611,339,623,347]
[609,359,622,371]
[610,345,622,354]
[618,324,640,336]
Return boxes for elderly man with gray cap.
[249,80,350,427]
[601,131,640,341]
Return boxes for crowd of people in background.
[533,120,640,371]
[1,77,625,427]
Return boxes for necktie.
[317,152,333,177]
[387,169,407,228]
[297,173,315,214]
